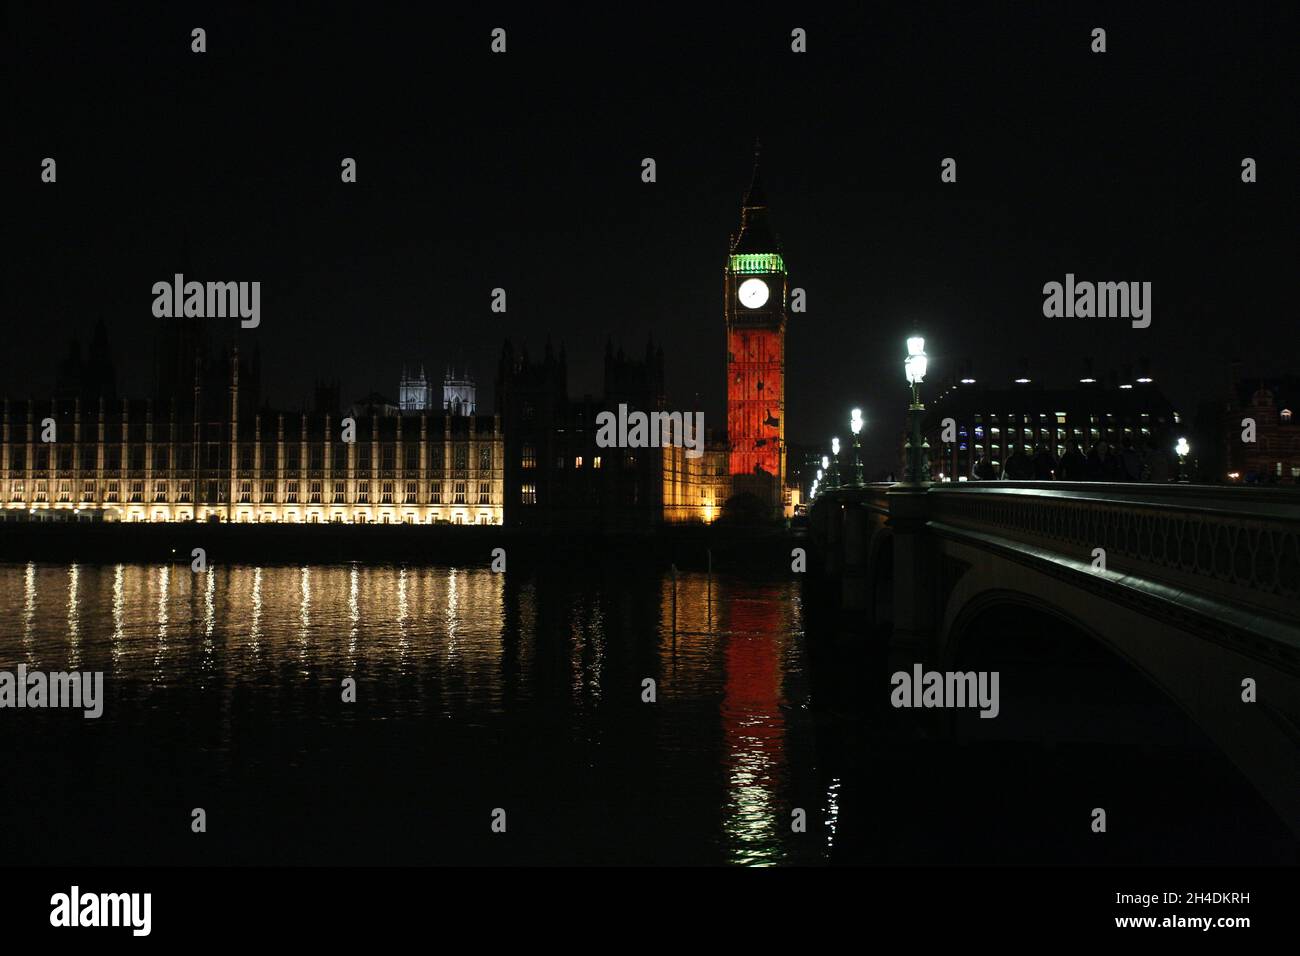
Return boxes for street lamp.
[849,408,865,486]
[830,437,841,488]
[903,335,931,484]
[1175,436,1190,483]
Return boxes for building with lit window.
[922,364,1180,481]
[1221,375,1300,484]
[1,327,503,524]
[496,337,728,528]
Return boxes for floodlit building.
[1,323,503,524]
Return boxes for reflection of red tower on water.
[720,585,788,862]
[724,144,787,505]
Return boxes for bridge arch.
[935,541,1300,838]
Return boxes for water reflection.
[0,561,818,865]
[67,564,80,668]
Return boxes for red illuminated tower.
[724,145,787,508]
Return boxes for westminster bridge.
[805,481,1300,838]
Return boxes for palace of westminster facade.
[0,335,506,526]
[1,162,795,527]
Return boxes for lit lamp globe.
[1175,436,1191,482]
[848,410,865,486]
[831,437,840,456]
[817,468,823,481]
[905,336,927,386]
[821,456,829,471]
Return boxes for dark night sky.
[5,3,1297,473]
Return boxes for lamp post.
[849,409,865,486]
[830,437,841,489]
[903,335,931,485]
[1175,436,1190,483]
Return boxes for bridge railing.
[923,481,1300,627]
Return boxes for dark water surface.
[1,561,1294,866]
[0,561,826,865]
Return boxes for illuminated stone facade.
[724,159,787,511]
[1,356,503,525]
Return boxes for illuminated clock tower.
[724,147,787,505]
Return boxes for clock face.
[737,277,769,309]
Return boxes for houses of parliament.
[0,160,796,528]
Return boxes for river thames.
[1,560,1293,866]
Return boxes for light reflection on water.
[0,561,822,865]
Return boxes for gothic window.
[405,481,416,503]
[454,481,466,504]
[479,446,492,471]
[478,482,490,504]
[522,443,536,468]
[521,483,537,505]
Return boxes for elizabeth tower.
[724,151,787,505]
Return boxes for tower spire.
[745,137,766,208]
